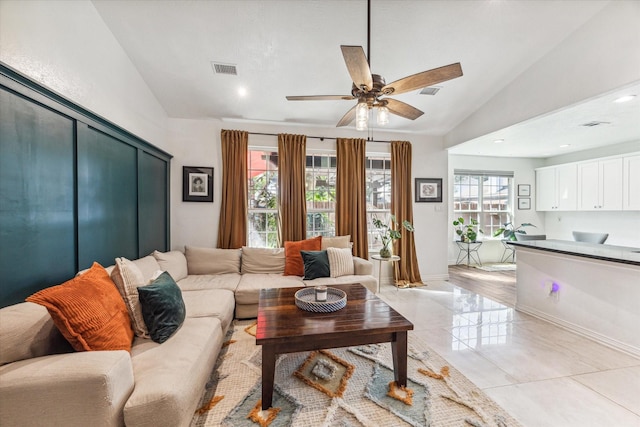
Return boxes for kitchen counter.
[508,239,640,266]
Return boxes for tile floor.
[377,280,640,427]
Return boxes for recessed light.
[614,95,636,103]
[238,86,248,97]
[494,139,504,144]
[559,144,571,148]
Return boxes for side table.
[455,241,482,267]
[371,254,401,292]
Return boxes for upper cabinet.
[623,154,640,210]
[577,157,623,211]
[536,164,577,211]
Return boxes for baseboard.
[516,304,640,358]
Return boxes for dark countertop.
[508,239,640,266]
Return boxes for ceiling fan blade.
[385,98,424,120]
[340,45,373,91]
[382,63,463,96]
[286,95,354,101]
[336,104,357,127]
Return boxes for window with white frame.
[453,170,513,238]
[365,156,392,249]
[247,150,279,248]
[305,154,336,237]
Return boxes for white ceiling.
[92,0,639,157]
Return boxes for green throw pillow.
[300,250,330,280]
[138,272,186,343]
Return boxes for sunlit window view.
[247,150,279,248]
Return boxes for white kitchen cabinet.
[623,154,640,210]
[577,157,623,211]
[535,163,577,211]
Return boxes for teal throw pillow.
[300,250,330,280]
[138,272,186,343]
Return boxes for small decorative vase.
[379,242,392,258]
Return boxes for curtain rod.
[246,131,393,144]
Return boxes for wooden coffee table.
[256,283,414,410]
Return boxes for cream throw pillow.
[152,250,188,281]
[327,247,354,277]
[321,235,352,250]
[111,257,149,338]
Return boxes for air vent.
[580,121,610,127]
[419,86,441,95]
[211,62,237,75]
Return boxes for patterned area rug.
[190,321,522,427]
[472,263,517,272]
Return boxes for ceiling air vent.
[580,121,610,127]
[211,62,237,75]
[419,86,441,95]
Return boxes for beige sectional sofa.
[0,245,375,427]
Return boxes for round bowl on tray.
[294,287,347,313]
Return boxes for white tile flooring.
[377,280,640,427]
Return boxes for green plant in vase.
[493,222,536,241]
[452,217,483,242]
[372,215,414,258]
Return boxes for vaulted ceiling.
[92,0,639,157]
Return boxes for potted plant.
[372,215,414,258]
[452,217,483,242]
[493,222,536,241]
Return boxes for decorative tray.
[294,287,347,313]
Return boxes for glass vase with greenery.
[372,215,414,258]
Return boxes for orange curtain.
[217,130,248,249]
[277,133,307,244]
[336,138,369,259]
[391,140,422,285]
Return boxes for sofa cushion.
[177,273,241,292]
[138,272,186,344]
[182,289,235,333]
[300,250,330,280]
[26,262,134,352]
[235,273,303,305]
[0,302,72,365]
[111,257,149,338]
[284,236,322,276]
[130,255,162,283]
[185,246,241,275]
[152,250,188,281]
[327,247,355,277]
[321,235,351,250]
[241,247,285,274]
[125,317,223,427]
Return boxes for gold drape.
[336,138,369,259]
[217,129,248,249]
[277,133,307,244]
[391,141,422,285]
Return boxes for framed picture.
[518,198,531,210]
[415,178,443,203]
[518,184,531,197]
[183,166,213,202]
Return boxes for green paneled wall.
[0,65,172,307]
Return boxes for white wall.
[0,0,169,149]
[448,155,546,264]
[166,118,450,281]
[445,1,640,147]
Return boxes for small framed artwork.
[518,184,531,197]
[183,166,213,202]
[415,178,443,203]
[518,198,531,210]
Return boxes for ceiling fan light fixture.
[356,102,369,130]
[377,106,389,126]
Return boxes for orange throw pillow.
[284,236,322,276]
[27,262,134,352]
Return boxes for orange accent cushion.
[26,262,134,352]
[284,236,322,276]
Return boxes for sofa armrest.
[353,256,373,275]
[0,350,134,427]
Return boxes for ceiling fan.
[286,0,463,129]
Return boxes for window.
[305,154,336,237]
[247,150,278,247]
[453,170,513,238]
[366,156,392,249]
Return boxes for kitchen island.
[509,239,640,357]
